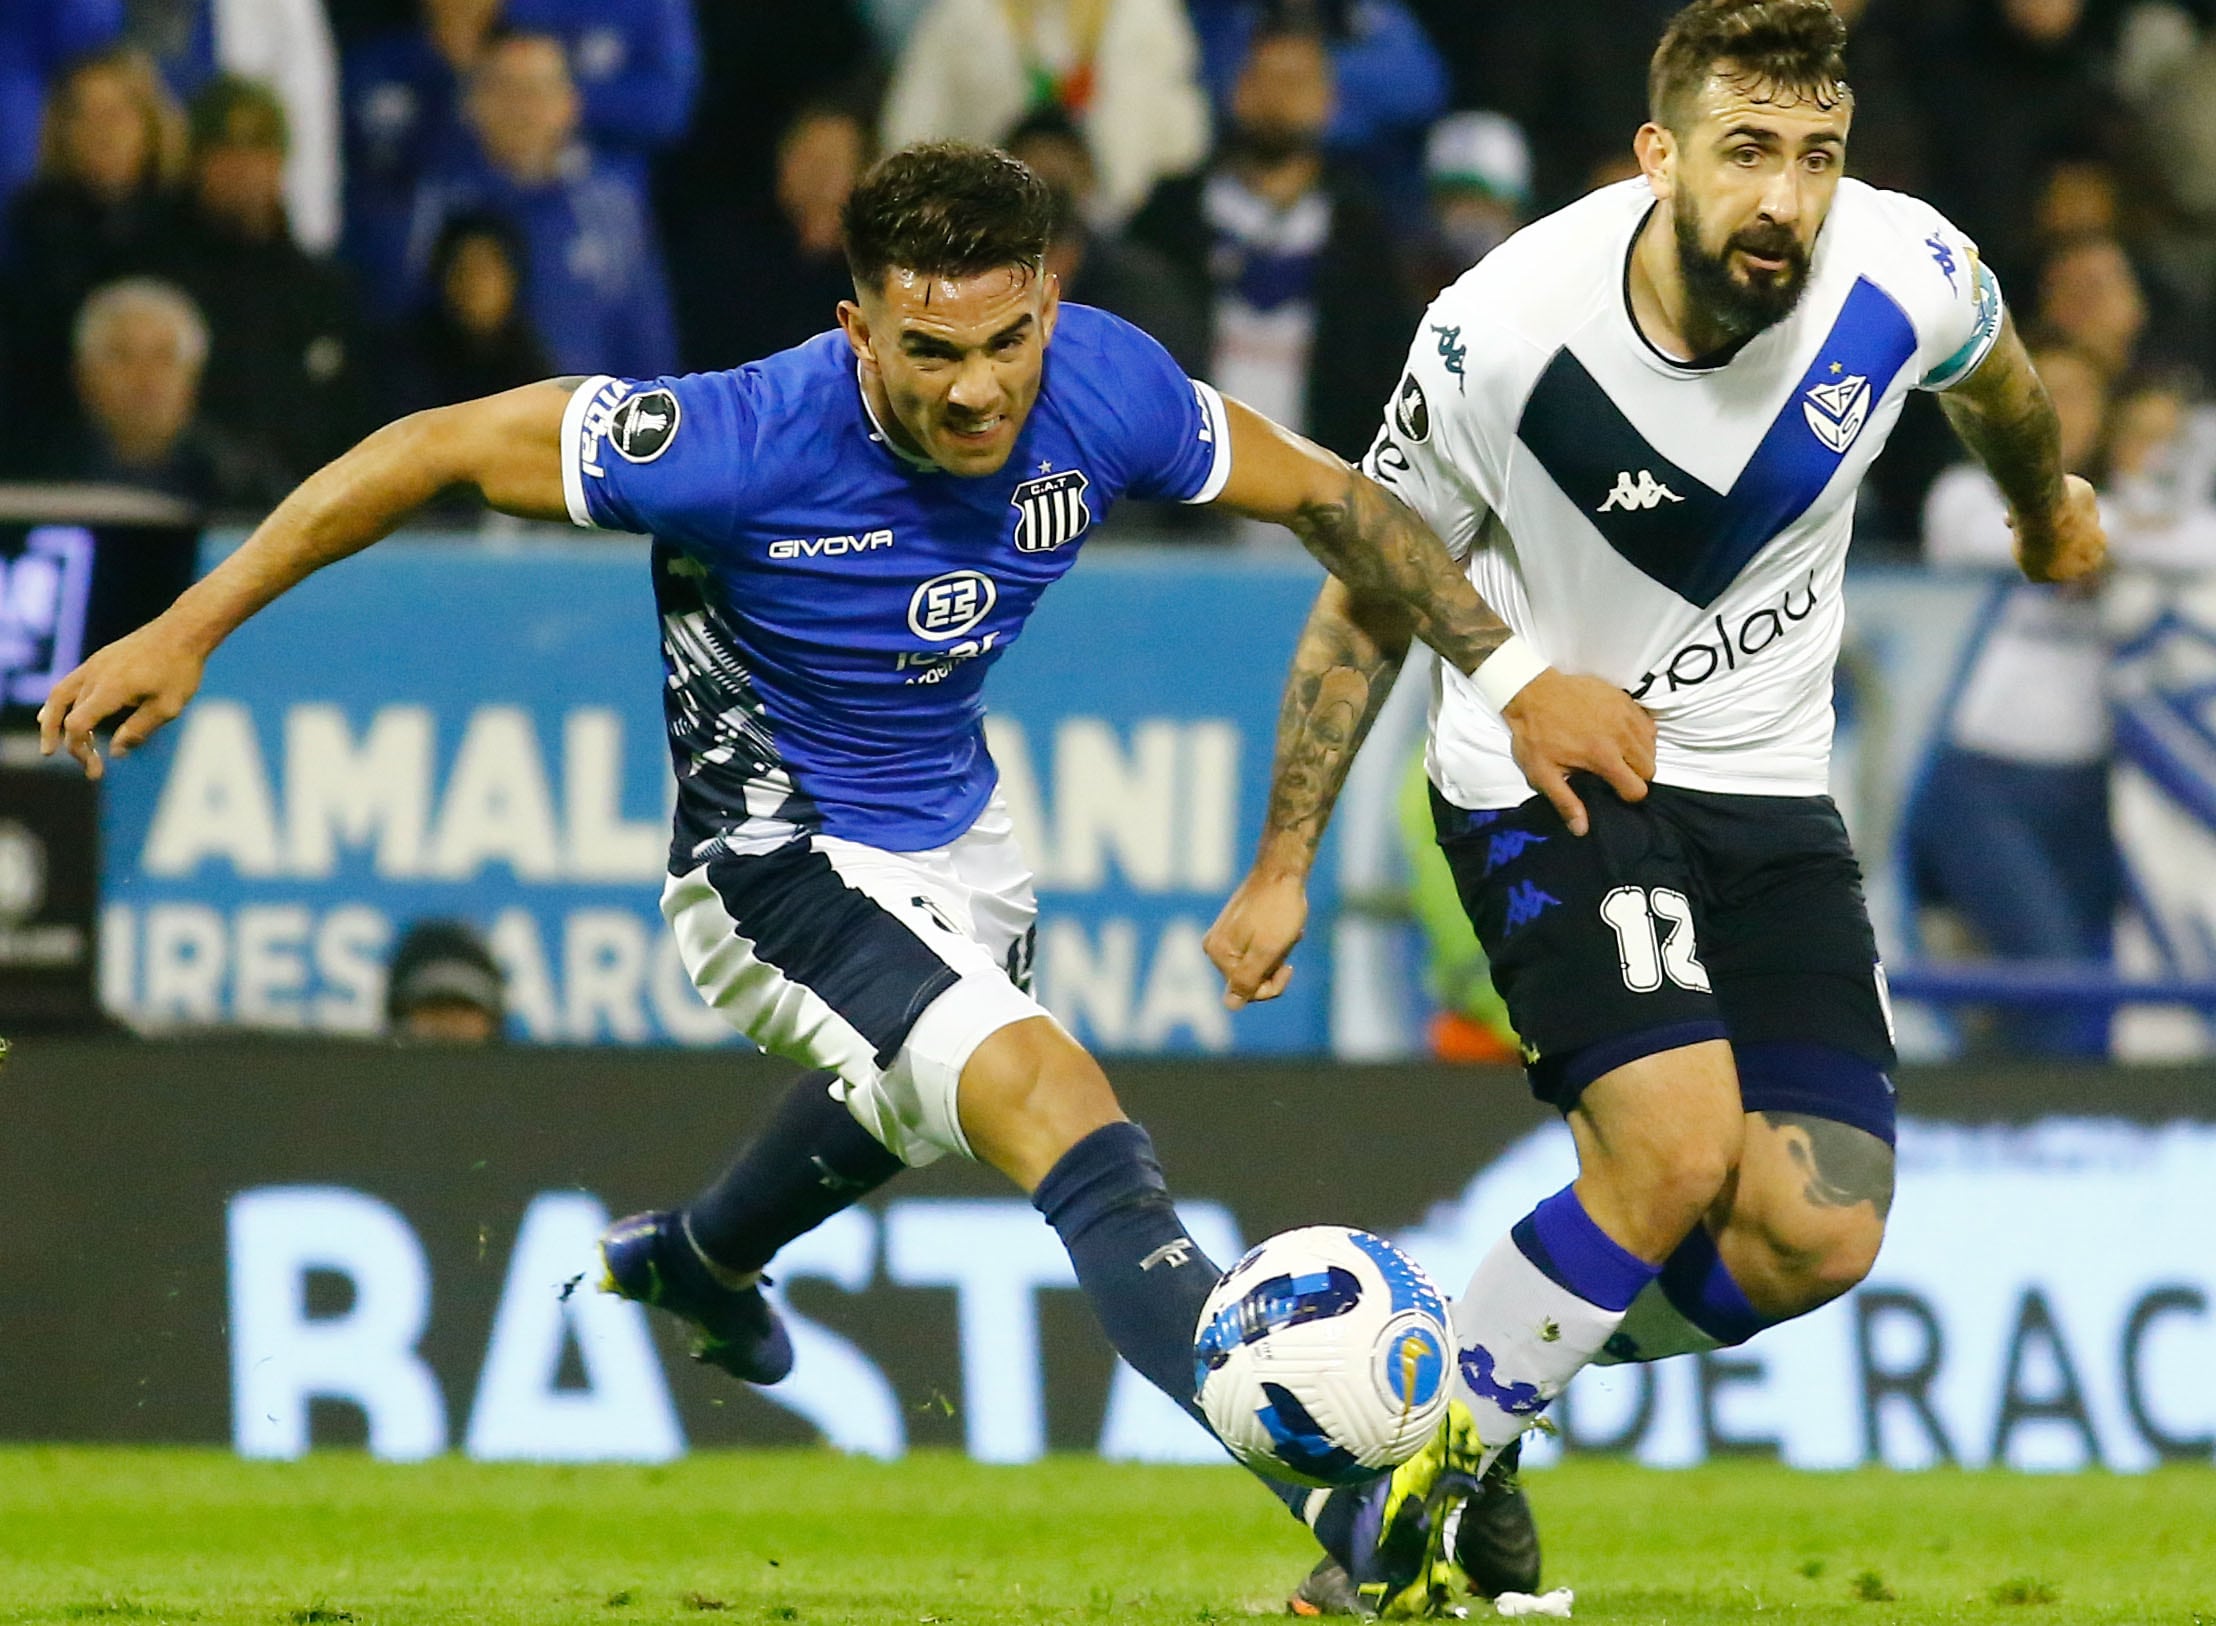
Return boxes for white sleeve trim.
[559,375,617,528]
[1182,378,1234,504]
[1923,263,2006,392]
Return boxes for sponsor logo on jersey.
[908,569,997,640]
[1802,371,1871,454]
[768,528,893,561]
[1009,469,1092,553]
[1627,570,1821,700]
[607,387,680,462]
[1597,469,1683,512]
[1392,373,1430,443]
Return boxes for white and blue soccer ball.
[1192,1225,1454,1488]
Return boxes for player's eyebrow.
[898,314,1034,357]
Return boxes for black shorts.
[1435,776,1897,1112]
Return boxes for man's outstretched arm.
[1936,314,2106,584]
[39,379,577,777]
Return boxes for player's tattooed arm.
[1937,314,2106,584]
[39,380,575,777]
[1258,576,1413,878]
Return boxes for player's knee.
[1728,1194,1887,1321]
[957,1016,1124,1188]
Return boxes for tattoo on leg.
[1761,1111,1895,1218]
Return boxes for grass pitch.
[1,1449,2210,1626]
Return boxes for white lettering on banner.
[110,903,390,1032]
[284,705,431,877]
[465,1193,684,1462]
[983,716,1240,892]
[140,703,666,884]
[1394,1119,2216,1472]
[228,1186,447,1460]
[883,1199,1077,1463]
[145,702,284,875]
[755,1209,903,1458]
[429,706,562,879]
[233,904,312,1027]
[1040,916,1232,1052]
[563,907,653,1041]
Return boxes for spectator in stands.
[1914,0,2127,294]
[881,0,1208,222]
[126,0,342,253]
[386,209,549,415]
[1906,339,2189,1057]
[1410,109,1528,300]
[2,47,181,415]
[1186,0,1447,224]
[653,0,871,371]
[0,0,124,232]
[150,76,375,484]
[2037,232,2151,380]
[408,28,677,379]
[713,101,870,365]
[1127,18,1414,465]
[343,0,698,315]
[386,918,506,1044]
[44,277,286,509]
[1005,107,1206,378]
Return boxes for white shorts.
[661,794,1044,1166]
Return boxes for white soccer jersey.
[1367,177,2005,807]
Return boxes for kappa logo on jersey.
[607,388,680,462]
[1009,469,1092,553]
[1597,469,1683,512]
[909,569,997,640]
[1926,230,1960,292]
[768,529,893,561]
[1431,323,1467,391]
[1392,373,1431,443]
[1802,371,1871,454]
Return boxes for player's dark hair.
[842,141,1054,293]
[1648,0,1849,133]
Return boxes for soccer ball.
[1192,1225,1454,1488]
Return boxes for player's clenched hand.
[2012,473,2106,584]
[1503,669,1657,837]
[37,620,208,781]
[1205,868,1308,1009]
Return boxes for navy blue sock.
[682,1069,904,1275]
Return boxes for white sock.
[1449,1233,1630,1472]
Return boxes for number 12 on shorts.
[1599,886,1712,994]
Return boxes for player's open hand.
[2012,473,2106,584]
[1504,669,1657,837]
[1204,867,1308,1009]
[37,619,207,781]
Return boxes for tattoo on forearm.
[1263,599,1406,863]
[1939,340,2065,533]
[1287,471,1509,677]
[1763,1111,1896,1218]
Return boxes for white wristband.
[1472,635,1549,714]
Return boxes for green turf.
[2,1448,2211,1625]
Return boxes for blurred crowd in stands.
[14,0,2216,1048]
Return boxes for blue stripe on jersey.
[1514,276,1919,608]
[572,305,1225,860]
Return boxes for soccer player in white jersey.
[1210,0,2107,1613]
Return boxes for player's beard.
[1673,198,1810,345]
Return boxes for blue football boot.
[598,1210,795,1385]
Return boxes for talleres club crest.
[1009,469,1092,553]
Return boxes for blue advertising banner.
[94,536,1337,1052]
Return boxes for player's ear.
[837,297,872,364]
[1635,122,1675,201]
[1038,267,1061,342]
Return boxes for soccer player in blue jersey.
[43,141,1653,1601]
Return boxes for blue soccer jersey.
[559,303,1232,865]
